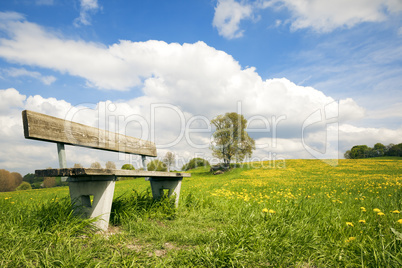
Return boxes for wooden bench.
[22,110,190,231]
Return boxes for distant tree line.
[344,143,402,159]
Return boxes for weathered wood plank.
[22,110,157,157]
[35,168,191,178]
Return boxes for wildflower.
[377,212,385,216]
[391,210,400,214]
[269,209,276,214]
[360,207,366,212]
[348,237,356,241]
[359,220,366,224]
[397,219,402,224]
[346,222,354,227]
[262,208,269,213]
[373,208,381,213]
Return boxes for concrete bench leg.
[68,176,116,231]
[149,177,182,207]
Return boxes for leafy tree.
[210,112,255,166]
[16,181,32,191]
[0,169,14,192]
[373,143,386,156]
[182,158,210,171]
[163,152,175,172]
[73,163,83,168]
[90,162,102,169]
[344,150,351,159]
[147,160,167,172]
[11,172,23,189]
[121,164,135,170]
[105,161,116,169]
[0,170,23,192]
[349,145,371,159]
[388,143,402,156]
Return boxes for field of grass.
[1,158,401,267]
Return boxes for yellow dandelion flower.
[360,207,366,211]
[348,237,356,241]
[397,219,402,224]
[373,208,381,213]
[269,209,276,214]
[377,212,385,216]
[359,220,366,223]
[262,208,269,213]
[391,210,400,214]
[346,222,354,227]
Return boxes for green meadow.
[1,158,401,267]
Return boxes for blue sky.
[0,0,401,175]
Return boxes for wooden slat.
[22,110,157,157]
[35,168,191,178]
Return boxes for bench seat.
[36,168,191,179]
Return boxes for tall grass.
[0,158,401,267]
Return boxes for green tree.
[182,158,210,171]
[147,160,167,171]
[349,145,371,159]
[121,164,135,170]
[387,143,402,156]
[210,112,255,166]
[373,143,386,157]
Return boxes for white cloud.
[74,0,100,27]
[4,67,56,85]
[277,0,402,32]
[212,0,402,38]
[0,14,399,174]
[0,88,26,114]
[213,0,253,39]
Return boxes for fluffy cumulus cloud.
[277,0,402,32]
[213,0,402,38]
[213,0,253,39]
[0,13,400,174]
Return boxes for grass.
[0,158,401,267]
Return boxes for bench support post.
[68,176,116,231]
[149,177,182,207]
[57,143,68,182]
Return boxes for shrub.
[121,164,135,170]
[147,160,167,171]
[16,181,32,191]
[73,163,83,168]
[182,158,210,171]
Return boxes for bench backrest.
[22,110,157,157]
